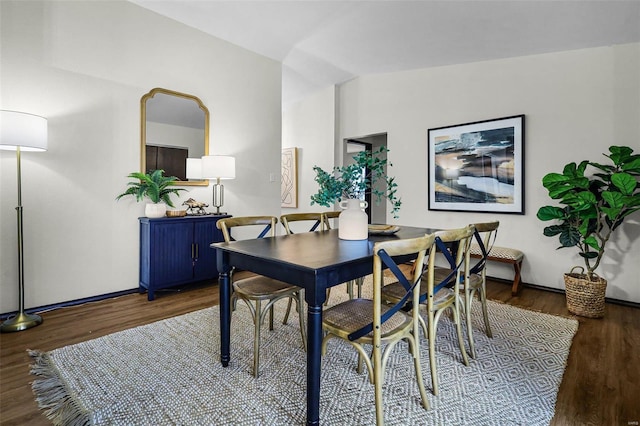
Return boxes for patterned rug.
[30,281,578,425]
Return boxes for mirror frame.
[140,87,210,186]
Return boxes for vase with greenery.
[311,146,401,217]
[116,169,186,218]
[311,146,401,240]
[536,145,640,316]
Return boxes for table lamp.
[0,110,48,332]
[201,155,235,215]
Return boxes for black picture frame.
[427,115,525,214]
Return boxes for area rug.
[30,282,578,425]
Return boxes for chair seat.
[233,276,299,299]
[323,298,411,340]
[434,266,482,289]
[381,282,454,307]
[383,262,414,280]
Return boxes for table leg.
[219,269,231,367]
[306,302,322,426]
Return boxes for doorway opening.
[343,133,388,224]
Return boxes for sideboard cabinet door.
[139,215,230,300]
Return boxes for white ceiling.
[130,1,640,108]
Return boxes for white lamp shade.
[0,110,48,151]
[186,158,203,179]
[201,155,236,180]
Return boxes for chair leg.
[253,299,262,378]
[408,334,430,410]
[296,291,307,351]
[465,289,477,359]
[479,283,492,338]
[324,288,331,306]
[372,343,384,425]
[428,311,438,395]
[283,298,293,324]
[451,305,470,367]
[269,304,274,331]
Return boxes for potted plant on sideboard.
[536,145,640,318]
[311,146,401,240]
[116,169,186,218]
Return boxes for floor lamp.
[201,155,235,215]
[1,110,48,333]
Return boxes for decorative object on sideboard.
[0,110,47,332]
[116,169,186,218]
[182,198,209,215]
[537,145,640,318]
[311,146,401,240]
[201,155,236,215]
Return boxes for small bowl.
[166,209,187,218]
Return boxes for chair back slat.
[469,221,499,275]
[322,211,341,230]
[280,213,325,234]
[421,225,475,304]
[347,234,435,341]
[217,216,278,243]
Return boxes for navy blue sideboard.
[139,215,230,300]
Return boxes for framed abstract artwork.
[428,115,525,214]
[281,147,298,208]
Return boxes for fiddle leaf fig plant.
[116,169,186,207]
[311,146,402,218]
[536,145,640,280]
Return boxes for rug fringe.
[28,349,91,426]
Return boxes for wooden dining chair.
[217,216,307,377]
[322,211,364,300]
[279,212,326,321]
[381,225,473,395]
[462,221,499,358]
[280,212,326,234]
[321,233,435,425]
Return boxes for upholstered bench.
[469,244,524,295]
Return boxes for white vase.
[145,203,167,218]
[338,199,368,240]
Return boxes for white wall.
[0,0,282,312]
[282,86,336,221]
[287,43,640,303]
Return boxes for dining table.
[213,225,436,425]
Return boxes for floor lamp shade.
[0,110,48,152]
[1,110,48,333]
[201,155,235,214]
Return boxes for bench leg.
[511,261,523,296]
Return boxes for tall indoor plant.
[536,145,640,317]
[311,146,401,239]
[116,169,186,218]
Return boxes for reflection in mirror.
[141,88,209,186]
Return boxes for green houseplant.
[536,145,640,317]
[116,169,186,218]
[310,146,402,218]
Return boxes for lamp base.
[1,312,43,333]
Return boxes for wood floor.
[1,277,638,425]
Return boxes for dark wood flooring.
[1,277,638,425]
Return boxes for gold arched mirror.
[141,88,209,186]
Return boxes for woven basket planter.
[563,266,607,318]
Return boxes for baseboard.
[488,275,640,309]
[0,288,139,321]
[3,277,637,320]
